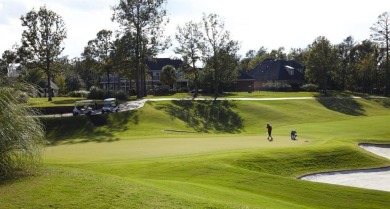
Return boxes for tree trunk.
[192,62,198,98]
[46,56,52,101]
[107,68,110,91]
[386,36,389,96]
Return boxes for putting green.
[43,135,309,163]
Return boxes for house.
[100,58,186,92]
[247,59,305,90]
[38,80,60,97]
[146,58,186,89]
[227,71,255,92]
[100,75,131,92]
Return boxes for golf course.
[1,92,390,208]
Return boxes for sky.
[1,0,389,59]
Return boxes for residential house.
[228,72,255,92]
[247,59,305,90]
[36,80,60,97]
[100,75,131,92]
[100,58,185,92]
[146,58,186,89]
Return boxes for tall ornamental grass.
[0,79,45,179]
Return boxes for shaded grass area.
[316,96,365,116]
[156,100,243,133]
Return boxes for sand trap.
[300,144,390,192]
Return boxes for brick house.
[247,59,305,90]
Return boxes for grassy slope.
[2,95,390,208]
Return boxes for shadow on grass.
[362,96,390,109]
[156,100,243,133]
[335,92,390,109]
[44,111,138,145]
[62,130,121,145]
[106,110,138,132]
[51,99,80,105]
[315,93,365,116]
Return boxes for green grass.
[28,97,85,107]
[2,95,390,208]
[145,91,319,99]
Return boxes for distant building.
[100,58,186,92]
[6,63,20,78]
[229,71,255,92]
[146,58,186,89]
[247,59,305,90]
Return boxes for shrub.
[152,85,171,96]
[113,91,128,101]
[67,90,89,98]
[301,83,319,92]
[263,82,292,91]
[87,87,128,101]
[88,88,104,99]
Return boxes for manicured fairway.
[2,95,390,208]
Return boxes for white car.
[102,98,120,113]
[73,100,95,116]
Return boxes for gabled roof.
[38,81,60,90]
[146,58,184,71]
[238,71,255,80]
[248,59,305,81]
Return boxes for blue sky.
[1,0,389,59]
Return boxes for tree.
[1,45,21,76]
[336,36,356,90]
[160,65,176,88]
[175,21,204,97]
[70,58,97,91]
[247,46,268,69]
[111,32,138,94]
[112,0,170,98]
[287,47,307,64]
[204,48,240,93]
[0,56,6,75]
[20,5,67,101]
[371,11,390,96]
[306,36,339,94]
[82,29,114,90]
[353,40,381,93]
[269,47,287,60]
[0,76,44,179]
[201,13,240,98]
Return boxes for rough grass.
[2,95,390,208]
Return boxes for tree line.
[0,1,389,100]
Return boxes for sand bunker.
[300,144,390,192]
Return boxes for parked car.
[73,100,95,116]
[102,98,120,113]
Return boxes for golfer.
[266,124,273,141]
